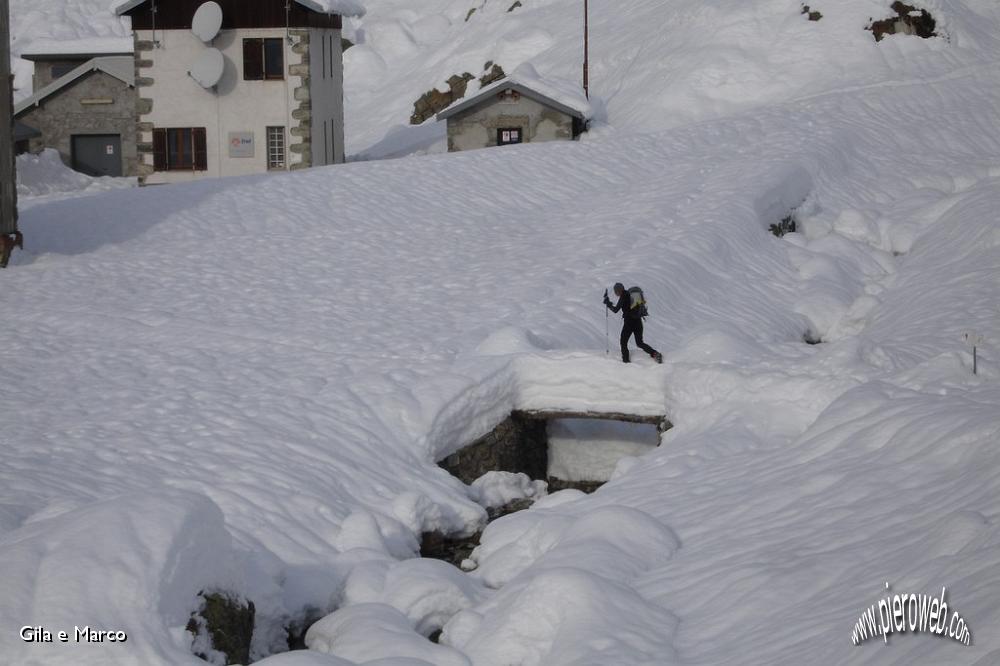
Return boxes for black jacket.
[606,291,642,321]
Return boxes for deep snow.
[3,0,1000,665]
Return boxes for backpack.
[628,286,649,317]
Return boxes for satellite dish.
[191,1,224,42]
[190,48,225,88]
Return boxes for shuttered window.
[152,128,208,171]
[244,38,284,80]
[243,38,264,80]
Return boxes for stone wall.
[133,37,155,182]
[438,413,547,485]
[446,93,576,153]
[18,70,138,177]
[289,28,312,170]
[438,411,671,488]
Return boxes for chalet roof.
[436,65,593,123]
[21,37,134,61]
[114,0,365,18]
[14,57,136,117]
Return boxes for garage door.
[71,134,123,178]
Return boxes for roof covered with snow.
[437,64,592,122]
[14,56,135,117]
[20,37,134,60]
[113,0,365,18]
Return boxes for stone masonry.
[439,413,548,485]
[18,70,138,177]
[288,29,312,170]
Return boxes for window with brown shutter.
[193,128,208,171]
[244,38,284,81]
[152,128,167,171]
[243,38,264,80]
[152,128,208,172]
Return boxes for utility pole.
[583,0,589,99]
[0,0,19,268]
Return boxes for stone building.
[115,0,364,185]
[21,38,134,93]
[437,71,591,153]
[0,0,18,267]
[14,53,138,177]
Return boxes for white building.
[115,0,364,185]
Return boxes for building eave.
[14,57,136,117]
[115,0,365,18]
[436,81,588,123]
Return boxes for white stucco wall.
[308,28,345,166]
[136,26,342,184]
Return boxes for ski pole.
[605,291,610,356]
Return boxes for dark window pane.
[243,38,264,80]
[497,127,523,146]
[264,38,284,79]
[167,128,193,170]
[51,63,78,79]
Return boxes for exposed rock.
[508,1,522,12]
[285,607,325,651]
[801,5,822,21]
[186,591,255,666]
[479,63,507,87]
[421,497,536,566]
[410,73,475,125]
[547,477,605,494]
[465,7,477,22]
[869,2,936,42]
[341,37,354,52]
[769,214,797,238]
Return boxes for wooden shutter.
[243,38,263,80]
[152,128,167,171]
[193,128,208,171]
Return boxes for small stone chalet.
[437,67,592,153]
[1,0,18,268]
[114,0,365,184]
[15,39,138,177]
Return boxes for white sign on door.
[106,144,115,155]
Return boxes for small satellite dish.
[191,1,224,42]
[190,48,225,88]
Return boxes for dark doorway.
[71,134,123,177]
[497,127,523,146]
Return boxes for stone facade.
[288,29,312,170]
[439,410,671,490]
[439,413,548,485]
[17,71,138,177]
[445,93,579,153]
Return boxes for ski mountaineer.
[604,283,663,364]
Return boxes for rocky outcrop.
[410,73,475,124]
[869,2,936,42]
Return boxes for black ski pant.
[620,318,658,363]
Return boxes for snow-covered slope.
[3,1,1000,665]
[341,0,1000,155]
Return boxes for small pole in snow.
[964,332,984,375]
[583,0,590,99]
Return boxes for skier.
[604,283,663,364]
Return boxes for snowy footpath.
[3,33,1000,666]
